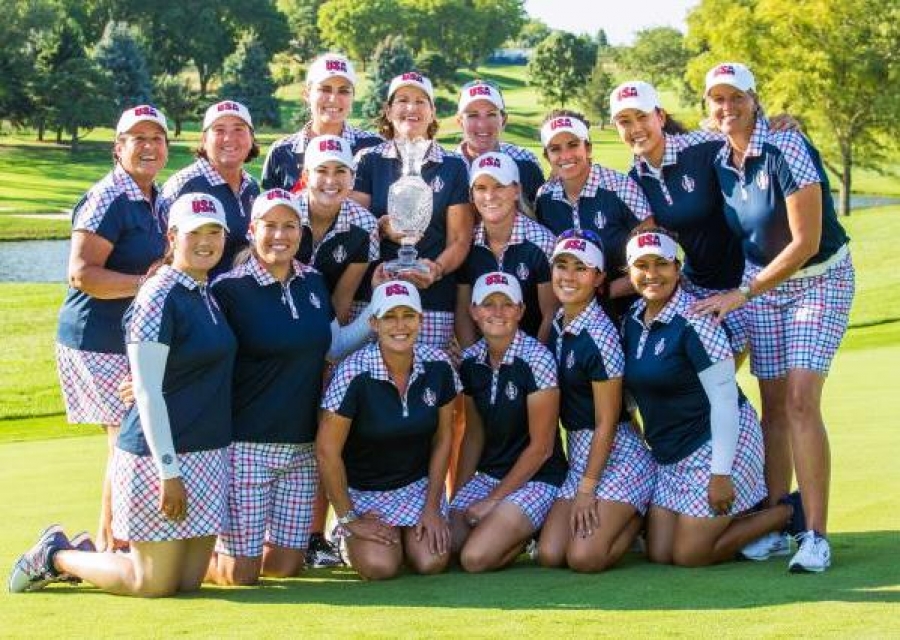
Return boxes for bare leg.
[672,505,792,567]
[645,506,677,565]
[309,483,329,540]
[758,378,792,506]
[98,425,121,552]
[536,499,572,568]
[449,510,472,556]
[566,501,641,573]
[261,544,305,578]
[459,503,533,573]
[205,552,262,586]
[403,527,450,576]
[446,395,466,494]
[345,532,404,581]
[785,369,830,533]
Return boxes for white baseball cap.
[472,271,523,305]
[705,62,756,95]
[626,231,681,266]
[305,135,355,172]
[609,81,661,119]
[540,115,590,147]
[552,233,605,271]
[306,53,357,86]
[251,188,301,221]
[116,105,168,136]
[371,280,423,318]
[458,81,505,113]
[167,193,229,233]
[388,72,434,103]
[202,100,254,131]
[469,152,519,187]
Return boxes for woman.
[205,189,373,585]
[261,53,381,192]
[55,105,169,552]
[317,281,459,580]
[694,63,854,573]
[537,231,656,572]
[534,109,654,304]
[350,71,474,351]
[451,272,566,572]
[455,151,557,347]
[623,228,803,568]
[609,80,748,356]
[296,134,379,324]
[10,193,235,596]
[454,80,544,206]
[160,100,260,277]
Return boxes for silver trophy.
[383,137,433,276]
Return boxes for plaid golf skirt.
[56,343,130,425]
[450,473,558,530]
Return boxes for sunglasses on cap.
[558,228,603,246]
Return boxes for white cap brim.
[626,232,681,265]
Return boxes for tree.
[527,32,596,108]
[685,0,900,216]
[93,21,153,112]
[317,0,400,69]
[579,54,616,129]
[619,27,689,90]
[513,18,552,48]
[361,36,414,122]
[46,57,117,150]
[153,76,198,137]
[415,51,456,91]
[279,0,325,62]
[219,31,281,128]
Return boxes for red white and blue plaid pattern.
[559,424,656,515]
[277,121,378,155]
[651,401,766,517]
[633,131,723,178]
[450,473,557,530]
[159,158,255,222]
[74,165,158,233]
[537,164,653,222]
[55,344,130,424]
[471,212,555,266]
[744,252,854,379]
[553,299,625,377]
[296,192,379,262]
[215,255,314,288]
[112,447,229,541]
[334,477,449,535]
[453,141,541,166]
[126,265,204,342]
[680,278,750,356]
[344,304,456,353]
[462,330,557,401]
[215,442,317,557]
[358,139,449,166]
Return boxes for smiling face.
[628,254,680,309]
[170,223,226,281]
[388,86,435,140]
[471,174,519,225]
[470,292,523,341]
[306,77,354,128]
[458,99,505,156]
[115,121,168,189]
[371,305,422,356]
[201,115,253,171]
[252,205,301,270]
[705,85,756,139]
[305,160,353,210]
[613,108,666,162]
[551,254,604,310]
[544,132,591,183]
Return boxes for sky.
[524,0,700,45]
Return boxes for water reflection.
[0,239,69,283]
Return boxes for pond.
[0,239,69,283]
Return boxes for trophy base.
[383,258,431,278]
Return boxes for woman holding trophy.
[350,72,474,351]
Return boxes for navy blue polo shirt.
[57,166,167,354]
[622,287,738,465]
[459,331,567,485]
[459,213,555,339]
[261,122,382,191]
[630,131,745,290]
[714,117,848,268]
[119,265,236,456]
[353,141,471,312]
[455,141,545,206]
[295,192,379,293]
[322,342,461,491]
[212,258,334,444]
[536,164,652,276]
[159,158,259,278]
[549,300,628,432]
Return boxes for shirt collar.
[716,115,769,167]
[547,164,602,202]
[245,255,305,287]
[471,330,526,368]
[297,192,351,234]
[363,342,427,383]
[380,140,444,164]
[553,298,603,336]
[472,212,528,248]
[630,286,687,328]
[113,165,155,203]
[197,157,254,195]
[291,122,361,154]
[158,264,201,290]
[633,133,681,177]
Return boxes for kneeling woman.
[10,194,235,597]
[451,272,566,572]
[317,282,460,580]
[538,231,656,572]
[622,229,801,567]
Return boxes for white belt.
[789,243,849,280]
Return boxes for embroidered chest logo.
[594,210,606,229]
[430,176,444,193]
[309,292,321,309]
[681,174,695,193]
[505,381,518,401]
[654,337,666,356]
[332,244,347,264]
[755,170,769,191]
[566,350,576,369]
[422,387,437,407]
[516,263,529,281]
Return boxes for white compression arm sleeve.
[697,358,740,476]
[127,341,181,479]
[327,303,374,361]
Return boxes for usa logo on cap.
[485,273,509,286]
[192,198,218,214]
[386,283,410,297]
[266,189,292,200]
[563,239,586,251]
[402,72,424,83]
[318,138,344,152]
[617,85,639,100]
[714,64,736,77]
[133,105,159,117]
[478,156,502,169]
[551,117,573,130]
[325,58,348,73]
[637,233,662,248]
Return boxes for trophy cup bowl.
[383,138,433,276]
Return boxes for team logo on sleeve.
[755,170,769,190]
[654,337,666,356]
[422,387,437,407]
[505,381,518,401]
[594,210,606,229]
[309,292,321,308]
[566,350,576,369]
[516,263,530,281]
[332,244,347,264]
[681,175,695,193]
[430,176,444,193]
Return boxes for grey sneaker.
[789,530,831,573]
[740,531,792,561]
[306,533,344,568]
[8,525,71,593]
